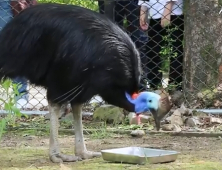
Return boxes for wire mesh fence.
[0,0,222,115]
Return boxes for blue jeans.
[0,0,12,31]
[0,1,28,101]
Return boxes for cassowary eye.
[148,100,152,103]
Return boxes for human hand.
[140,14,148,30]
[161,14,171,28]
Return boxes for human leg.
[146,19,165,89]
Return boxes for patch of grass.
[1,133,222,170]
[72,160,222,170]
[1,147,222,170]
[89,129,113,139]
[7,128,50,137]
[60,119,74,129]
[22,129,50,136]
[87,122,113,139]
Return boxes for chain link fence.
[0,0,222,115]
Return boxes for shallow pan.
[101,147,179,165]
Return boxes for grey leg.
[72,104,101,159]
[48,102,82,163]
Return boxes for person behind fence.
[98,0,149,91]
[138,0,184,92]
[0,0,37,108]
[98,0,142,43]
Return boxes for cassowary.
[0,3,162,163]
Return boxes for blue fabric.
[0,1,12,31]
[13,77,29,101]
[0,1,29,101]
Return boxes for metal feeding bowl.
[101,147,179,165]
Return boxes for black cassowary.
[0,3,162,163]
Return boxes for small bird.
[125,91,161,130]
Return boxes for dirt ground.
[1,132,222,170]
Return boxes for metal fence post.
[104,0,115,21]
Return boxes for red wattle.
[132,92,139,99]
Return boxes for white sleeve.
[138,1,150,8]
[166,0,178,2]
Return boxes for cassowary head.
[125,91,162,130]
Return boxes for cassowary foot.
[50,153,82,163]
[76,150,102,159]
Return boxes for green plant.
[0,79,22,140]
[159,26,179,73]
[88,121,112,139]
[38,0,99,11]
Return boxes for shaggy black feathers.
[0,3,141,112]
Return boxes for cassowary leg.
[48,102,82,163]
[72,104,101,159]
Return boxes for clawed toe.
[91,151,102,157]
[76,151,102,159]
[50,153,82,163]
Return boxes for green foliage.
[89,122,112,139]
[38,0,99,11]
[0,79,21,140]
[159,26,179,73]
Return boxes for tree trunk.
[184,0,222,107]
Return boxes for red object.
[10,0,38,17]
[132,92,141,124]
[132,92,139,99]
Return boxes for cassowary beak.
[151,93,172,131]
[150,109,161,131]
[150,98,167,131]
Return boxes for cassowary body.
[0,3,161,163]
